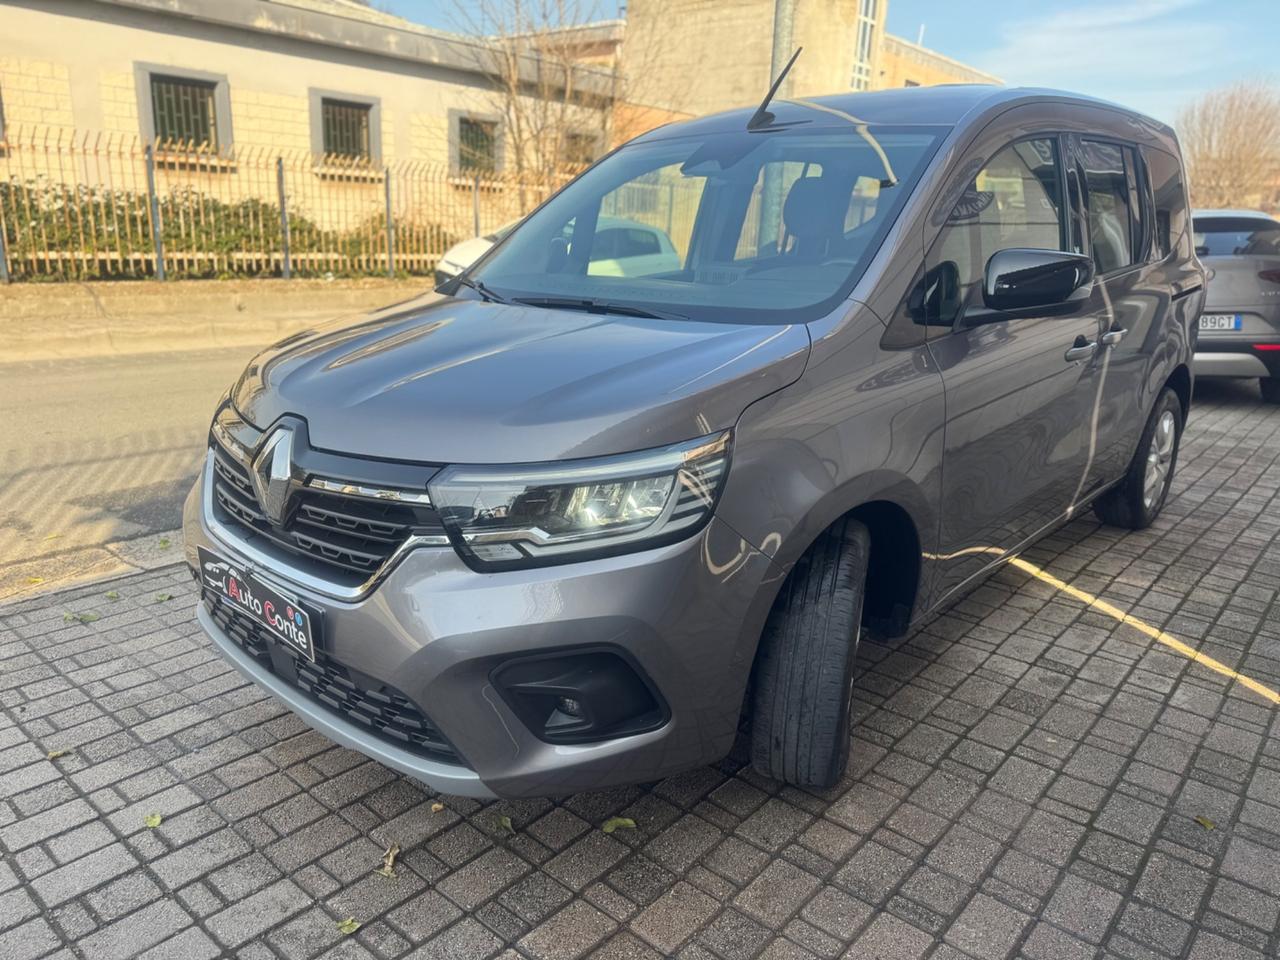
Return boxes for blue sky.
[380,0,1276,123]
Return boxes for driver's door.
[926,133,1108,600]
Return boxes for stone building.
[620,0,999,122]
[0,0,612,170]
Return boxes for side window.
[1079,140,1141,274]
[1143,146,1189,261]
[929,136,1065,328]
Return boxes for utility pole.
[768,0,796,97]
[759,0,797,253]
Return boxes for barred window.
[321,99,372,159]
[562,132,598,167]
[150,74,218,148]
[459,118,498,173]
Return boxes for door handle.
[1100,327,1127,347]
[1065,336,1096,362]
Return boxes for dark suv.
[185,86,1204,798]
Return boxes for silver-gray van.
[184,86,1204,798]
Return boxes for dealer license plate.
[197,546,316,661]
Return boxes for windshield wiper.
[512,297,687,322]
[453,275,510,304]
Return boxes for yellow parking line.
[1008,557,1280,706]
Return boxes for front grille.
[204,590,464,765]
[211,443,446,584]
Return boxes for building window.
[561,132,598,167]
[150,74,218,148]
[459,117,499,173]
[309,89,381,164]
[850,0,880,90]
[134,64,233,154]
[322,100,370,158]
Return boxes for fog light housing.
[492,650,667,744]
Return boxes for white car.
[434,217,681,285]
[433,221,519,286]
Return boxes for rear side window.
[1144,147,1189,260]
[1079,140,1142,274]
[1192,216,1280,257]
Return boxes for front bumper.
[183,454,781,798]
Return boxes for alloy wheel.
[1142,409,1177,510]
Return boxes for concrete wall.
[623,0,888,117]
[0,278,430,360]
[0,56,75,129]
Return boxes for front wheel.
[749,518,870,789]
[1093,387,1182,529]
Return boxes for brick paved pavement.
[3,380,1280,960]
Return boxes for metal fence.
[0,126,586,282]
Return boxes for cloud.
[971,0,1233,121]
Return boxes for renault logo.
[250,427,298,525]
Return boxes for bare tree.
[449,0,615,205]
[448,0,690,195]
[1177,79,1280,210]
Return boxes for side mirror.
[983,248,1094,312]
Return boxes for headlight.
[428,432,731,570]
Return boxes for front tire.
[749,518,870,789]
[1261,378,1280,404]
[1093,387,1182,530]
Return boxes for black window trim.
[134,63,233,156]
[1072,133,1149,280]
[309,88,382,164]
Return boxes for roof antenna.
[748,46,802,130]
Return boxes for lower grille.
[204,590,464,766]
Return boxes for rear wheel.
[1093,387,1182,529]
[1261,378,1280,404]
[749,518,870,789]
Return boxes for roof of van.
[633,85,1172,142]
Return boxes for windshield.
[467,123,944,323]
[1193,216,1280,257]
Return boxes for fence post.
[384,167,395,278]
[277,156,292,280]
[472,173,481,238]
[0,216,9,284]
[144,144,165,281]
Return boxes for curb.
[0,528,186,608]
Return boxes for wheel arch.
[1165,363,1192,423]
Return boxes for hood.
[232,293,810,463]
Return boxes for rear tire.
[749,518,870,789]
[1261,378,1280,404]
[1092,387,1182,530]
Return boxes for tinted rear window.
[1192,216,1280,256]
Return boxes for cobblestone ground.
[3,381,1280,960]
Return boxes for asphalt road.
[0,345,259,600]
